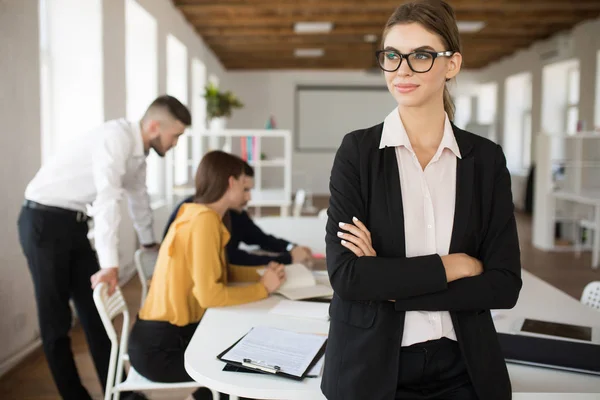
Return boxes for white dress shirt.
[25,119,156,269]
[379,108,461,347]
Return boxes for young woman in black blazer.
[321,1,522,399]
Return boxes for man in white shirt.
[17,95,191,400]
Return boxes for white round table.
[184,272,600,399]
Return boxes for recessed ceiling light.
[294,21,333,34]
[294,48,325,58]
[364,34,378,43]
[457,21,486,33]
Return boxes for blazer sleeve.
[393,144,522,311]
[326,132,448,302]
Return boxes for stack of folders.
[218,326,327,380]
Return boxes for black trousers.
[17,205,111,400]
[129,318,226,400]
[395,338,478,400]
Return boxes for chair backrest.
[134,248,159,306]
[292,189,307,217]
[318,208,328,220]
[135,248,159,281]
[93,283,130,400]
[581,281,600,310]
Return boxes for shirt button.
[428,225,432,229]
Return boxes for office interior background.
[1,0,600,398]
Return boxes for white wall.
[0,0,225,376]
[225,70,480,194]
[0,0,43,375]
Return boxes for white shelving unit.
[172,129,292,216]
[532,131,600,268]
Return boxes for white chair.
[581,281,600,310]
[318,208,328,220]
[292,189,307,218]
[134,248,158,306]
[93,283,219,400]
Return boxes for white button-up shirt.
[379,108,461,347]
[25,119,156,269]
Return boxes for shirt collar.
[379,107,462,159]
[130,120,145,157]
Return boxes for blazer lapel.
[383,146,406,256]
[449,127,474,254]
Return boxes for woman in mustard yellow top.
[128,151,286,400]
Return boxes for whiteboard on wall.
[295,86,397,152]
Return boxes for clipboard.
[216,328,327,381]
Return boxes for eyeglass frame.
[375,50,456,73]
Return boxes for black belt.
[23,200,89,222]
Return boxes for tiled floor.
[1,201,599,399]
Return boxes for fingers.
[351,217,371,238]
[341,239,364,257]
[338,231,369,255]
[277,267,286,280]
[338,222,367,241]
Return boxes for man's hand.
[91,267,119,295]
[290,246,313,264]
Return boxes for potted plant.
[203,81,244,131]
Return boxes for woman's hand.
[338,217,377,257]
[441,253,483,282]
[261,262,286,293]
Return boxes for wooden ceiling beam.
[203,34,534,47]
[196,24,572,39]
[177,1,600,15]
[186,11,596,28]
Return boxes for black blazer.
[321,123,522,400]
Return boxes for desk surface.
[185,270,600,399]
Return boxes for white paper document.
[269,299,330,320]
[220,326,327,378]
[262,263,333,300]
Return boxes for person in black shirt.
[163,162,313,266]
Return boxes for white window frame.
[566,66,580,135]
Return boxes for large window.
[475,82,498,141]
[39,0,103,162]
[166,34,189,188]
[125,0,160,201]
[542,59,580,160]
[453,95,472,130]
[503,72,532,173]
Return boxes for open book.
[260,263,333,301]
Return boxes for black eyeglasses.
[375,50,455,73]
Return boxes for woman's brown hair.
[382,0,462,120]
[193,150,246,204]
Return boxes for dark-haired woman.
[321,1,521,399]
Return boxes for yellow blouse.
[138,203,268,326]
